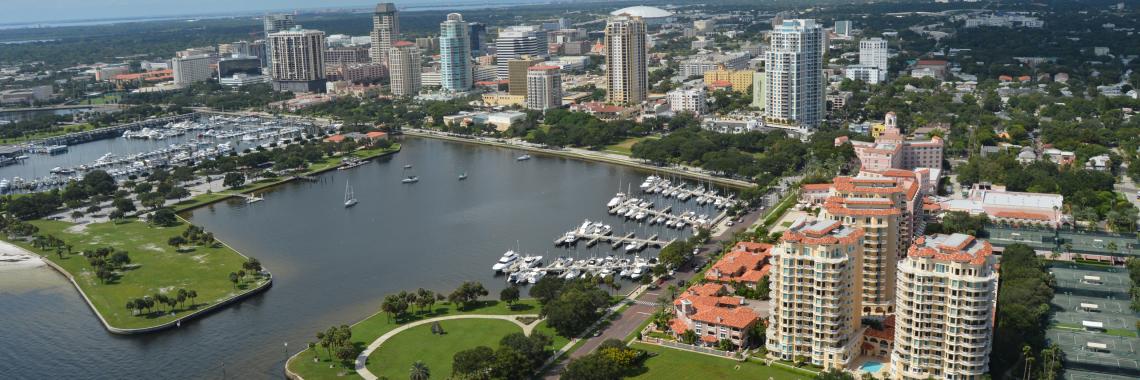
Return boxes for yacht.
[344,182,358,207]
[561,232,578,245]
[606,192,625,208]
[458,171,468,180]
[492,250,518,272]
[401,176,419,184]
[403,164,413,169]
[516,154,532,161]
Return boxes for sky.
[0,0,526,25]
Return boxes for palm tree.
[1021,344,1033,380]
[381,294,401,323]
[186,290,197,308]
[409,361,430,380]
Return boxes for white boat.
[402,176,419,184]
[625,242,639,253]
[404,164,413,169]
[606,192,625,208]
[344,182,358,207]
[458,171,468,180]
[492,250,518,272]
[516,154,532,161]
[246,194,263,204]
[562,232,578,245]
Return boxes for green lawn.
[288,299,565,380]
[604,136,657,156]
[6,219,260,330]
[0,123,95,145]
[367,319,522,379]
[534,320,571,349]
[630,343,812,380]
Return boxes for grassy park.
[8,218,261,330]
[629,343,812,380]
[366,319,523,379]
[287,299,548,380]
[604,136,657,156]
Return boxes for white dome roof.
[611,6,673,18]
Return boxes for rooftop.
[611,6,673,18]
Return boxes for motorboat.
[516,154,532,161]
[458,172,468,180]
[402,176,419,184]
[606,193,625,208]
[404,164,413,169]
[492,250,518,272]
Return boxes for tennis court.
[1045,265,1140,380]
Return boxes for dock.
[639,176,739,209]
[608,198,714,230]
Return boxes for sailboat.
[344,182,357,207]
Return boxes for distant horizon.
[0,0,554,27]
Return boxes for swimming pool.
[860,361,884,372]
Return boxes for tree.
[381,294,405,322]
[544,282,610,337]
[223,172,245,189]
[415,288,434,313]
[680,329,698,344]
[151,208,178,227]
[109,209,125,222]
[168,236,188,250]
[126,299,138,315]
[186,289,198,308]
[448,281,488,310]
[500,286,520,309]
[409,361,430,380]
[529,276,567,306]
[228,272,239,288]
[452,346,495,378]
[814,368,856,380]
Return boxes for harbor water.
[0,137,730,379]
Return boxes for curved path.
[354,314,540,380]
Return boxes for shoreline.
[0,222,273,335]
[0,240,45,271]
[400,129,756,190]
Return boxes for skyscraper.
[525,65,562,111]
[834,20,852,36]
[263,13,296,69]
[387,41,422,97]
[603,15,647,106]
[268,27,327,93]
[370,3,399,64]
[439,13,472,92]
[494,25,548,79]
[892,234,998,379]
[763,19,824,129]
[172,55,212,85]
[507,56,545,96]
[468,22,487,56]
[766,217,865,369]
[859,37,889,74]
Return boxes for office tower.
[217,56,262,77]
[263,13,296,68]
[892,234,997,379]
[766,217,865,369]
[526,65,562,111]
[387,41,422,96]
[834,20,852,36]
[603,15,647,105]
[324,46,371,66]
[494,25,548,79]
[172,55,212,85]
[250,40,267,66]
[268,27,327,93]
[507,56,545,96]
[818,175,920,316]
[370,3,399,64]
[667,88,707,115]
[859,38,889,78]
[439,13,472,92]
[763,19,824,129]
[469,22,487,55]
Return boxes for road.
[540,186,783,378]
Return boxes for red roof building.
[704,242,773,286]
[670,283,759,349]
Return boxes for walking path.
[354,314,539,380]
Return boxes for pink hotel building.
[836,112,944,172]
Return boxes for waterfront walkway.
[354,314,540,380]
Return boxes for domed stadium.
[610,6,674,24]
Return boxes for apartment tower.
[525,65,562,111]
[370,3,399,64]
[763,19,824,129]
[439,13,472,92]
[268,27,327,93]
[603,15,647,106]
[387,41,422,97]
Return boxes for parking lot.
[1045,264,1140,380]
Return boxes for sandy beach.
[0,239,45,271]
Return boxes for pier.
[22,113,201,148]
[608,197,714,230]
[639,175,739,209]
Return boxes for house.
[1085,154,1111,171]
[860,315,895,359]
[670,283,759,349]
[704,242,773,287]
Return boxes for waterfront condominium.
[891,233,998,380]
[603,14,647,106]
[439,13,472,92]
[817,175,921,316]
[763,19,824,129]
[263,13,296,69]
[525,65,562,111]
[495,25,548,80]
[268,27,327,93]
[369,3,399,65]
[387,41,422,97]
[766,216,865,369]
[171,54,212,85]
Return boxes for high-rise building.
[751,71,766,109]
[439,13,472,92]
[494,25,548,79]
[263,14,296,69]
[370,3,399,64]
[766,217,865,369]
[172,55,213,85]
[834,20,853,37]
[387,41,422,96]
[892,234,997,380]
[666,88,707,115]
[763,19,824,129]
[859,38,889,74]
[325,46,371,66]
[469,22,488,55]
[525,65,562,111]
[508,56,545,96]
[268,27,327,93]
[603,15,647,106]
[217,56,262,77]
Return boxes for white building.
[387,41,422,96]
[439,13,472,92]
[172,54,212,85]
[268,27,327,92]
[525,65,562,111]
[495,25,548,79]
[667,87,708,115]
[604,15,648,106]
[679,52,752,78]
[263,13,296,69]
[859,38,889,73]
[369,3,399,64]
[892,233,998,380]
[845,64,886,84]
[218,73,270,87]
[763,19,825,129]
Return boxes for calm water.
[0,137,727,379]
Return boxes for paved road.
[354,314,539,380]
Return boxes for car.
[725,221,734,226]
[593,330,603,337]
